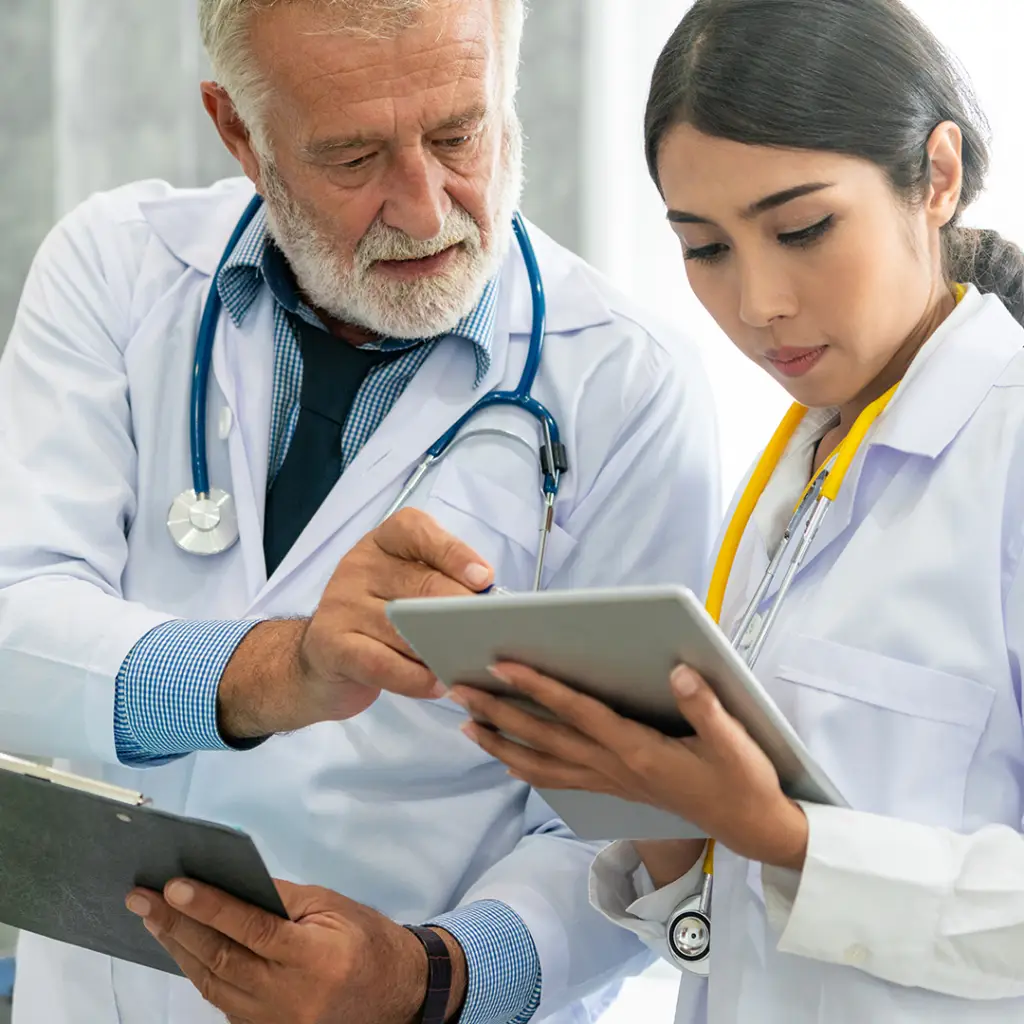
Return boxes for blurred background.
[1,1,1022,1020]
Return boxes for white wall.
[583,0,1024,503]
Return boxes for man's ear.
[201,82,262,185]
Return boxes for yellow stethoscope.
[667,383,899,971]
[668,283,967,973]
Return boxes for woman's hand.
[450,664,809,871]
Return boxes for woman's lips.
[765,345,828,378]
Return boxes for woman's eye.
[778,215,835,248]
[683,242,729,265]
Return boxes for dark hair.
[645,0,1024,324]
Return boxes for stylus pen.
[482,585,515,596]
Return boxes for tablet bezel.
[387,585,846,839]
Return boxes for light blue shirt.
[111,207,540,1024]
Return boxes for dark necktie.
[263,317,397,575]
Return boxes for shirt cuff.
[774,801,951,974]
[588,840,707,968]
[113,619,264,766]
[428,900,541,1024]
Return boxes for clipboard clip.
[0,753,150,807]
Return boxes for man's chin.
[350,274,489,340]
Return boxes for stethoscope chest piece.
[668,893,711,976]
[167,488,239,556]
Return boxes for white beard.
[261,121,524,340]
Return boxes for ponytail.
[944,227,1024,324]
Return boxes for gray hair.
[199,0,526,155]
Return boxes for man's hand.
[218,508,493,739]
[125,878,467,1024]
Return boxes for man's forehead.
[251,0,499,108]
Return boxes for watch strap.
[403,925,452,1024]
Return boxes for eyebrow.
[432,106,489,134]
[667,182,835,225]
[303,105,490,160]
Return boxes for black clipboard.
[0,754,287,975]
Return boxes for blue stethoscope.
[167,194,568,589]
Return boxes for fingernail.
[460,722,479,741]
[488,666,513,686]
[671,666,699,698]
[126,895,151,918]
[464,563,491,588]
[448,690,468,708]
[166,881,195,907]
[429,681,448,700]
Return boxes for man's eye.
[340,154,375,170]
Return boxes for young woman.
[447,0,1024,1021]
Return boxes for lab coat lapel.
[140,177,273,597]
[758,288,1021,606]
[211,293,276,598]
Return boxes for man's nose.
[380,148,452,240]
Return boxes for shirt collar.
[215,204,495,386]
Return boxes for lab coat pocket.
[771,635,995,830]
[421,458,577,590]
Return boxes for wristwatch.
[404,925,453,1024]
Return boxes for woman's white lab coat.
[591,286,1024,1023]
[0,177,721,1024]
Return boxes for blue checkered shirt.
[112,205,541,1024]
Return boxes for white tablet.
[387,585,846,841]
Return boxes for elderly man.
[0,0,719,1022]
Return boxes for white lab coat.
[590,286,1024,1023]
[0,177,721,1024]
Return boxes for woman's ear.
[925,121,964,229]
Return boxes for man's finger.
[372,556,482,604]
[156,933,266,1022]
[160,880,295,961]
[375,508,492,590]
[333,632,445,700]
[128,890,266,989]
[274,880,361,923]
